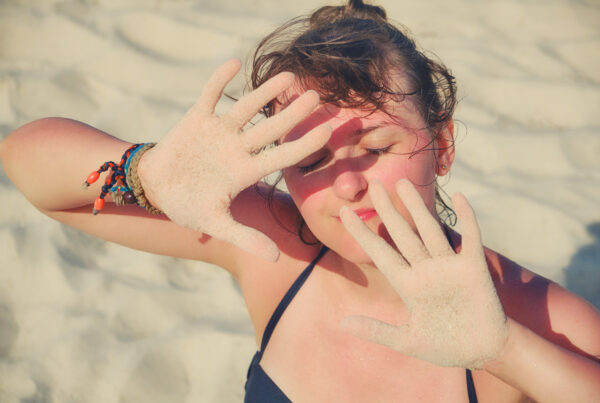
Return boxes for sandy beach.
[1,0,599,401]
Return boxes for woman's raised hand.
[139,59,331,262]
[339,180,508,369]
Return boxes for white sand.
[0,0,599,401]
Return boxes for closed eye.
[366,145,392,155]
[298,156,327,174]
[299,146,392,174]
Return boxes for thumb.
[340,315,413,353]
[203,214,280,262]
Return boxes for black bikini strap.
[260,246,329,352]
[466,369,478,403]
[444,225,455,250]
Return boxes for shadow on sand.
[564,222,600,310]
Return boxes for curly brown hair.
[252,0,458,244]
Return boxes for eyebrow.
[355,123,392,135]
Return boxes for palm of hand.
[140,60,330,261]
[340,180,508,369]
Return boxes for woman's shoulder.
[231,183,322,284]
[231,186,324,342]
[484,247,600,362]
[231,183,318,261]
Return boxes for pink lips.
[354,209,378,221]
[337,208,378,222]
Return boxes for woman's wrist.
[481,316,600,402]
[481,317,519,374]
[135,146,163,213]
[82,142,163,215]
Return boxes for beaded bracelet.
[83,142,163,215]
[125,143,163,215]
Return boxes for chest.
[246,257,527,403]
[258,269,473,402]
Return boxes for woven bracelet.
[83,142,163,215]
[125,143,163,215]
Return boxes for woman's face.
[281,97,454,264]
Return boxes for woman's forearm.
[483,318,600,402]
[0,117,133,212]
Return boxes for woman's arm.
[483,293,600,402]
[0,115,301,272]
[1,117,131,212]
[0,117,239,267]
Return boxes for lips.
[354,209,378,221]
[337,208,378,222]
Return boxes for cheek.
[375,151,438,214]
[283,169,326,216]
[283,160,343,206]
[375,151,435,186]
[283,170,310,203]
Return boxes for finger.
[253,123,332,176]
[339,206,410,285]
[369,180,430,264]
[241,90,320,153]
[191,59,242,117]
[395,180,454,258]
[225,71,296,130]
[340,315,413,353]
[202,213,280,262]
[452,192,484,259]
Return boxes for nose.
[333,169,368,202]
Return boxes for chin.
[306,219,388,265]
[323,235,376,265]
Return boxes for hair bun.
[309,1,387,26]
[347,0,386,19]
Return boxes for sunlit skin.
[280,95,455,265]
[3,57,600,402]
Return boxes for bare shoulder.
[230,183,320,266]
[230,185,322,341]
[484,247,600,361]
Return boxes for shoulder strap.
[444,225,456,251]
[466,369,478,403]
[260,246,329,352]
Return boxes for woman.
[2,1,599,401]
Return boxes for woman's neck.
[322,248,401,302]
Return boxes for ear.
[435,120,455,176]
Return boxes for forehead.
[277,88,425,144]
